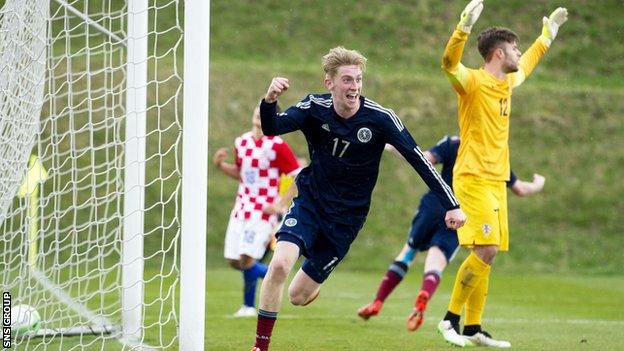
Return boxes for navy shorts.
[276,192,363,284]
[406,208,459,262]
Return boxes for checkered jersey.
[232,132,300,223]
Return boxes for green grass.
[207,0,624,274]
[210,0,624,87]
[206,267,624,350]
[207,58,624,274]
[14,265,624,350]
[3,0,624,349]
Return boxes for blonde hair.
[322,46,367,79]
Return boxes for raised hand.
[541,7,568,45]
[457,0,484,33]
[265,77,290,103]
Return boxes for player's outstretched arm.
[264,77,289,103]
[384,145,439,165]
[387,134,459,211]
[539,7,568,47]
[513,8,567,88]
[213,147,239,180]
[511,173,546,197]
[442,1,482,93]
[457,0,484,33]
[445,208,467,230]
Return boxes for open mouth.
[346,93,358,103]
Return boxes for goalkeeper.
[437,0,567,347]
[357,136,545,332]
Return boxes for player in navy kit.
[357,136,545,332]
[250,46,466,351]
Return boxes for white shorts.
[223,215,273,260]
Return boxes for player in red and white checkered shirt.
[214,104,302,317]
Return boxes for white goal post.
[0,0,208,350]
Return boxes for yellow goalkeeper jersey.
[442,29,548,181]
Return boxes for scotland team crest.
[357,127,372,143]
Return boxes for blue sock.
[242,271,257,307]
[256,262,268,278]
[242,263,268,307]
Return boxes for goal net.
[0,0,204,349]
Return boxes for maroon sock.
[255,310,277,351]
[420,270,441,297]
[375,261,408,302]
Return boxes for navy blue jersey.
[420,135,517,213]
[260,94,459,225]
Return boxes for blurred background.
[208,0,624,275]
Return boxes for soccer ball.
[11,304,41,336]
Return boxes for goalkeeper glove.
[540,7,568,46]
[457,0,484,33]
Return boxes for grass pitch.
[11,265,622,350]
[206,267,624,350]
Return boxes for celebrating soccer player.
[250,47,466,351]
[357,136,546,332]
[437,0,567,347]
[213,104,302,317]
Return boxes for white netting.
[0,0,183,349]
[0,0,47,221]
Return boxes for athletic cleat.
[407,290,430,331]
[357,300,383,320]
[438,320,474,347]
[465,331,511,348]
[250,347,261,351]
[233,305,257,318]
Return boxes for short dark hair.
[477,27,519,61]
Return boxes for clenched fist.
[265,77,290,103]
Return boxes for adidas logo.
[321,124,330,132]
